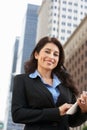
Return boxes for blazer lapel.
[34,77,55,107]
[56,83,71,106]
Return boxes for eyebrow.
[44,48,59,53]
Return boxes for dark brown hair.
[24,36,79,95]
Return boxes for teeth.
[45,59,54,63]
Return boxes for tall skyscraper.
[16,4,40,74]
[36,0,87,44]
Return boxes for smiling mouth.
[45,60,54,64]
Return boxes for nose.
[49,53,54,59]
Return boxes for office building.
[64,16,87,130]
[10,37,19,91]
[7,37,24,130]
[36,0,87,44]
[16,4,40,74]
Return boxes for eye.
[45,50,50,54]
[54,53,59,57]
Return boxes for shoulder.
[14,73,37,82]
[14,73,30,81]
[14,73,29,78]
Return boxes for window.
[74,3,78,6]
[78,57,80,63]
[84,84,87,91]
[61,37,65,40]
[86,41,87,46]
[54,6,57,9]
[85,73,87,80]
[53,20,56,23]
[62,8,66,11]
[81,65,83,71]
[77,79,80,85]
[54,13,57,16]
[81,76,83,83]
[53,27,56,31]
[68,2,72,5]
[85,50,87,57]
[81,5,83,8]
[85,62,87,68]
[68,16,72,19]
[74,10,78,13]
[85,6,87,9]
[68,9,72,12]
[78,68,80,74]
[81,44,84,49]
[51,6,53,9]
[75,51,77,57]
[73,24,77,27]
[74,71,77,77]
[63,1,66,4]
[81,54,84,60]
[73,17,77,20]
[75,61,77,67]
[62,15,66,18]
[61,29,65,32]
[81,12,83,15]
[62,22,66,25]
[67,30,71,34]
[67,23,71,26]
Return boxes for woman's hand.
[77,91,87,113]
[59,103,72,115]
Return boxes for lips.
[45,59,54,64]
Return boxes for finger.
[83,91,87,95]
[82,91,87,103]
[77,98,85,105]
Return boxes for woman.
[11,36,87,130]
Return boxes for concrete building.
[0,37,20,130]
[10,37,20,91]
[6,37,24,130]
[64,16,87,130]
[36,0,87,45]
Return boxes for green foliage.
[82,125,87,130]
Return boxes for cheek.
[38,56,44,63]
[56,57,59,63]
[55,58,59,66]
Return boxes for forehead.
[42,42,59,52]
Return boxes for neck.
[37,69,52,79]
[37,69,53,86]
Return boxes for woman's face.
[35,42,60,71]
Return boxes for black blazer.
[11,74,87,130]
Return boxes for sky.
[0,0,42,122]
[0,0,42,88]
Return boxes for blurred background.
[0,0,87,130]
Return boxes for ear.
[34,51,39,59]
